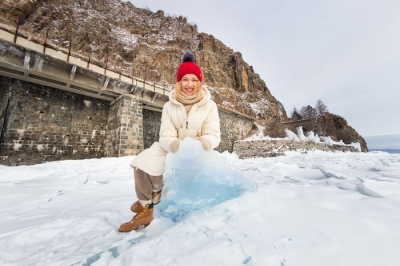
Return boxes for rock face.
[275,113,368,152]
[0,0,367,150]
[0,0,286,121]
[319,113,368,152]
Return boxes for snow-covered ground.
[1,148,400,265]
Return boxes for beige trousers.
[134,168,163,201]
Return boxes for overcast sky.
[130,0,400,137]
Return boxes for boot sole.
[118,222,151,232]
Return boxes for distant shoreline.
[369,149,400,154]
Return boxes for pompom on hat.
[176,51,203,82]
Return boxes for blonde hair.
[175,80,203,96]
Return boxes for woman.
[119,51,221,232]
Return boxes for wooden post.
[14,15,22,43]
[67,34,72,62]
[43,28,49,54]
[104,53,108,75]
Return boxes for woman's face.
[181,74,199,96]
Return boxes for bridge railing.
[0,25,171,97]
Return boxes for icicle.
[34,54,43,71]
[23,52,30,69]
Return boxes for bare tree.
[290,107,302,120]
[311,100,329,135]
[299,105,317,119]
[315,99,328,115]
[290,107,297,117]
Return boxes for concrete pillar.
[105,94,144,157]
[218,111,253,152]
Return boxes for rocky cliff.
[319,113,368,152]
[0,0,286,120]
[251,112,368,152]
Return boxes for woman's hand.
[199,137,212,151]
[169,139,181,153]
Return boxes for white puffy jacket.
[130,87,221,176]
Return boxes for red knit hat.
[176,51,203,82]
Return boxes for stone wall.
[132,108,254,153]
[0,76,109,165]
[104,95,144,157]
[234,139,359,159]
[0,76,10,141]
[142,109,162,149]
[217,111,253,152]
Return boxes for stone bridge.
[0,28,170,110]
[282,119,313,131]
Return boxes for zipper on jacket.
[186,121,188,129]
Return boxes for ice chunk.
[285,128,300,141]
[320,136,334,146]
[157,138,256,221]
[350,142,361,152]
[296,126,308,141]
[306,131,320,143]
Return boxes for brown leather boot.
[130,190,162,213]
[119,204,154,232]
